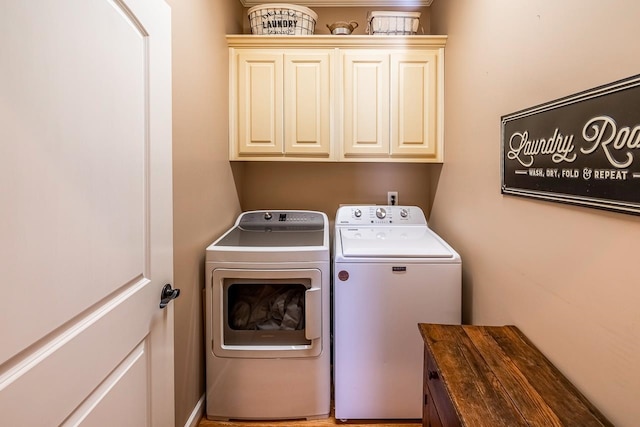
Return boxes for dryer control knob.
[376,207,387,219]
[264,212,272,220]
[354,209,362,218]
[400,208,408,218]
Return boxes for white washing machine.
[333,205,461,420]
[205,210,330,421]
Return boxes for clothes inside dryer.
[227,282,306,331]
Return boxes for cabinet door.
[284,52,332,157]
[390,52,440,159]
[424,348,443,427]
[342,51,390,157]
[426,348,462,427]
[237,52,284,155]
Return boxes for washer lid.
[213,210,327,248]
[339,227,454,258]
[214,227,325,247]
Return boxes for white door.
[0,0,174,425]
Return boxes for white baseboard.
[184,394,205,427]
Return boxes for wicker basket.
[367,11,421,35]
[248,4,318,35]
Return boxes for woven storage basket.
[248,3,318,35]
[367,11,421,35]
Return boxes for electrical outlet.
[387,191,398,206]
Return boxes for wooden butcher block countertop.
[418,324,612,427]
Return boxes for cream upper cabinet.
[230,47,333,160]
[236,51,284,155]
[227,35,446,162]
[284,52,332,156]
[342,52,390,157]
[391,51,439,158]
[342,50,441,161]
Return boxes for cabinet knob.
[428,370,439,380]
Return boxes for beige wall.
[429,1,640,425]
[168,0,243,425]
[239,162,433,218]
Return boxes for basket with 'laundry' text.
[248,4,317,35]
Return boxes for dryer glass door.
[210,268,323,358]
[225,279,310,346]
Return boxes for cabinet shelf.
[227,34,447,48]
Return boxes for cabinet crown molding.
[226,35,447,49]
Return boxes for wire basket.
[248,4,318,35]
[367,11,421,35]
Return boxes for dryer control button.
[264,212,272,220]
[354,209,362,218]
[400,208,408,218]
[376,207,387,219]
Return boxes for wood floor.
[199,406,421,427]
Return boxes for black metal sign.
[501,74,640,215]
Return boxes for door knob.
[159,283,180,309]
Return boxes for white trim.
[184,394,205,427]
[227,35,447,49]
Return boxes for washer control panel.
[336,206,426,226]
[238,210,325,230]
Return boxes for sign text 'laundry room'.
[501,74,640,215]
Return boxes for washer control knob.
[354,209,362,218]
[376,207,387,219]
[264,212,272,220]
[400,208,409,218]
